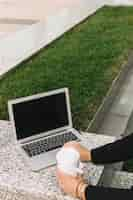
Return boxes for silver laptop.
[8,88,83,171]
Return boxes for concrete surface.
[0,0,132,22]
[105,170,133,189]
[0,0,105,77]
[98,61,133,137]
[110,0,133,5]
[0,0,106,21]
[0,0,133,77]
[0,120,116,200]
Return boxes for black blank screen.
[13,92,69,140]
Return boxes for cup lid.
[56,147,80,164]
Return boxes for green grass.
[123,159,133,172]
[0,6,133,130]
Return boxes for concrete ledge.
[106,0,133,6]
[87,52,133,133]
[103,170,133,189]
[0,19,35,34]
[0,0,104,77]
[110,171,133,189]
[0,18,37,25]
[1,0,132,77]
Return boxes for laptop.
[8,88,83,171]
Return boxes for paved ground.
[98,61,133,137]
[100,169,133,188]
[97,55,133,187]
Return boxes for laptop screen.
[12,92,69,140]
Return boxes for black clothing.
[85,186,133,200]
[85,133,133,200]
[91,133,133,164]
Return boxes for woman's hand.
[56,168,86,198]
[63,141,91,162]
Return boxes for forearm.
[90,133,133,164]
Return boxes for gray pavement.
[100,170,133,189]
[110,171,133,189]
[98,63,133,137]
[97,56,133,187]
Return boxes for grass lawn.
[0,6,133,131]
[123,159,133,172]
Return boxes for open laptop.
[8,88,83,171]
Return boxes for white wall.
[106,0,133,5]
[0,0,133,76]
[0,0,105,76]
[0,0,106,20]
[0,22,42,75]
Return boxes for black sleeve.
[91,133,133,164]
[85,185,133,200]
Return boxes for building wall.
[0,0,105,76]
[0,0,133,76]
[107,0,133,5]
[0,0,105,20]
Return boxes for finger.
[57,168,65,177]
[58,180,63,187]
[56,168,65,178]
[76,176,84,182]
[56,168,60,178]
[63,142,76,148]
[57,168,74,179]
[64,141,77,146]
[56,169,64,182]
[56,169,68,183]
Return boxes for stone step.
[99,170,133,189]
[87,52,133,138]
[110,170,133,189]
[94,55,133,188]
[98,64,133,137]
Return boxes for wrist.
[86,150,91,161]
[81,184,88,200]
[77,182,88,200]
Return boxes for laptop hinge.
[20,128,73,145]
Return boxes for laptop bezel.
[8,88,73,144]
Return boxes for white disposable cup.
[56,147,83,176]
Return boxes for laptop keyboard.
[22,132,79,157]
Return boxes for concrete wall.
[0,22,41,75]
[0,0,133,76]
[107,0,133,5]
[0,0,132,21]
[0,0,106,21]
[0,0,105,76]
